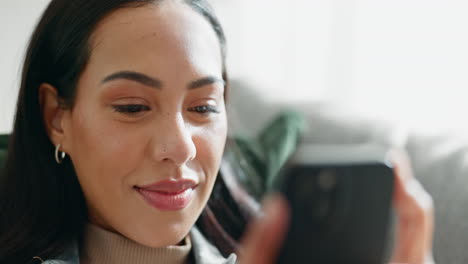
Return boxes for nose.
[150,113,196,167]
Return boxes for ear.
[39,83,70,150]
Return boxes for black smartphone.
[275,144,395,264]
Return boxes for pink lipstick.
[135,179,197,211]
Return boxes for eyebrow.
[189,76,225,90]
[101,71,225,90]
[102,71,162,89]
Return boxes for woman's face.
[59,2,226,247]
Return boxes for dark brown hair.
[0,0,253,262]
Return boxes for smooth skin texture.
[41,1,227,248]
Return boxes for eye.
[112,104,150,115]
[188,105,220,115]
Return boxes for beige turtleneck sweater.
[80,224,192,264]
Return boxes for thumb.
[238,195,290,264]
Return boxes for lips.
[135,179,197,211]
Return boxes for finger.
[238,194,289,264]
[389,150,435,264]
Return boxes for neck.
[80,223,192,264]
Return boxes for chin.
[135,222,191,248]
[119,208,197,248]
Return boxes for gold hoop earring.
[55,144,66,164]
[32,256,45,263]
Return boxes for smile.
[135,179,198,211]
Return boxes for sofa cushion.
[405,133,468,263]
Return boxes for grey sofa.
[228,79,468,263]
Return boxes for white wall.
[350,0,468,134]
[214,0,468,133]
[212,0,339,102]
[0,0,50,133]
[213,0,468,134]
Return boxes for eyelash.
[188,105,220,114]
[112,104,220,115]
[112,104,150,114]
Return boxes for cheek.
[66,105,146,196]
[193,119,228,187]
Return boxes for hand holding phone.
[238,145,434,264]
[275,144,395,264]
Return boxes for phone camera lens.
[317,169,337,192]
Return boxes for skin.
[40,1,435,263]
[41,1,227,247]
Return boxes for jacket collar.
[42,226,237,264]
[190,227,237,264]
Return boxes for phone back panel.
[277,163,394,264]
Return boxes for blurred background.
[1,0,468,135]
